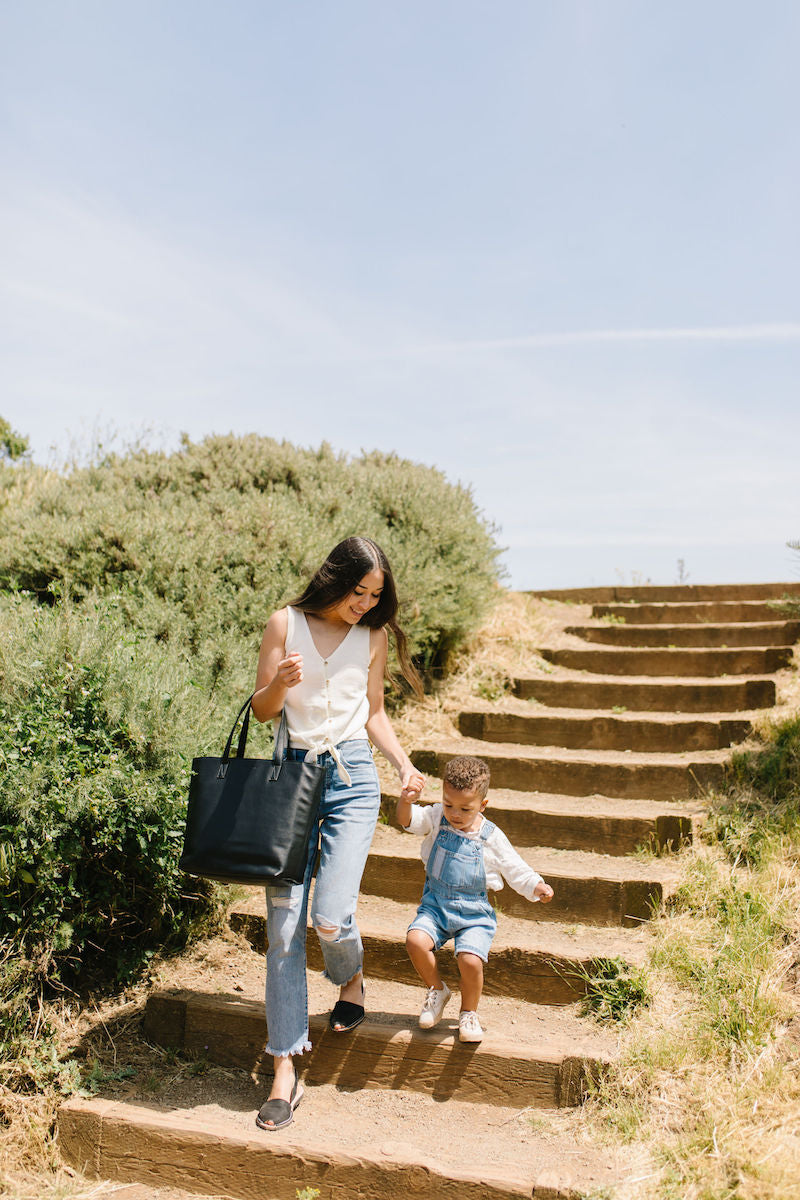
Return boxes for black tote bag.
[179,695,325,886]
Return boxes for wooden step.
[530,583,800,603]
[513,674,775,711]
[540,645,791,677]
[229,892,649,1006]
[458,707,751,752]
[363,826,677,928]
[383,787,701,855]
[568,620,800,648]
[591,600,791,624]
[75,1186,224,1200]
[59,1092,622,1200]
[412,737,727,800]
[143,986,613,1109]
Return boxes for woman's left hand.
[399,765,425,800]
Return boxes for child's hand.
[534,881,554,903]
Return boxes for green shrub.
[0,435,501,677]
[0,594,228,1001]
[0,416,29,461]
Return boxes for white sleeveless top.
[283,606,371,783]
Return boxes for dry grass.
[577,845,800,1199]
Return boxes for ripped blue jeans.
[263,740,380,1057]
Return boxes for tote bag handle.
[220,694,290,770]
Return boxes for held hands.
[277,652,304,688]
[534,881,554,904]
[399,764,425,801]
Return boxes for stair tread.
[549,644,781,654]
[541,646,789,676]
[413,733,733,765]
[232,891,651,962]
[385,780,703,818]
[153,983,617,1062]
[459,698,755,725]
[147,930,619,1059]
[60,1092,627,1199]
[514,670,776,685]
[589,601,792,624]
[78,1186,233,1200]
[570,620,798,633]
[369,821,680,885]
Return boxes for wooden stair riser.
[513,676,775,711]
[458,711,751,752]
[358,853,664,929]
[531,584,800,603]
[412,748,723,801]
[568,621,800,648]
[229,910,592,1005]
[480,807,696,857]
[58,1099,553,1200]
[143,991,600,1109]
[591,601,790,624]
[381,795,698,856]
[541,646,790,677]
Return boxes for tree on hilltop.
[0,416,29,461]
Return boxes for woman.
[250,536,425,1130]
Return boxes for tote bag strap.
[272,708,290,763]
[221,695,255,761]
[221,695,291,767]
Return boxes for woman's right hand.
[276,652,304,688]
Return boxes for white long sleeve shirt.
[403,803,545,901]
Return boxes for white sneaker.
[418,983,452,1029]
[459,1010,484,1043]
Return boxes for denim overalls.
[408,815,498,962]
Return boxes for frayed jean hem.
[264,1035,312,1058]
[321,963,364,987]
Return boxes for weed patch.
[578,956,651,1025]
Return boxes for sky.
[2,1,799,589]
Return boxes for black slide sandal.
[329,984,365,1032]
[255,1071,304,1131]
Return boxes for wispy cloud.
[405,323,800,356]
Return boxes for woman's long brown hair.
[288,536,423,697]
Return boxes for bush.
[0,595,224,997]
[0,435,501,678]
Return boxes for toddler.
[396,755,554,1042]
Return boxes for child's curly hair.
[443,755,491,800]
